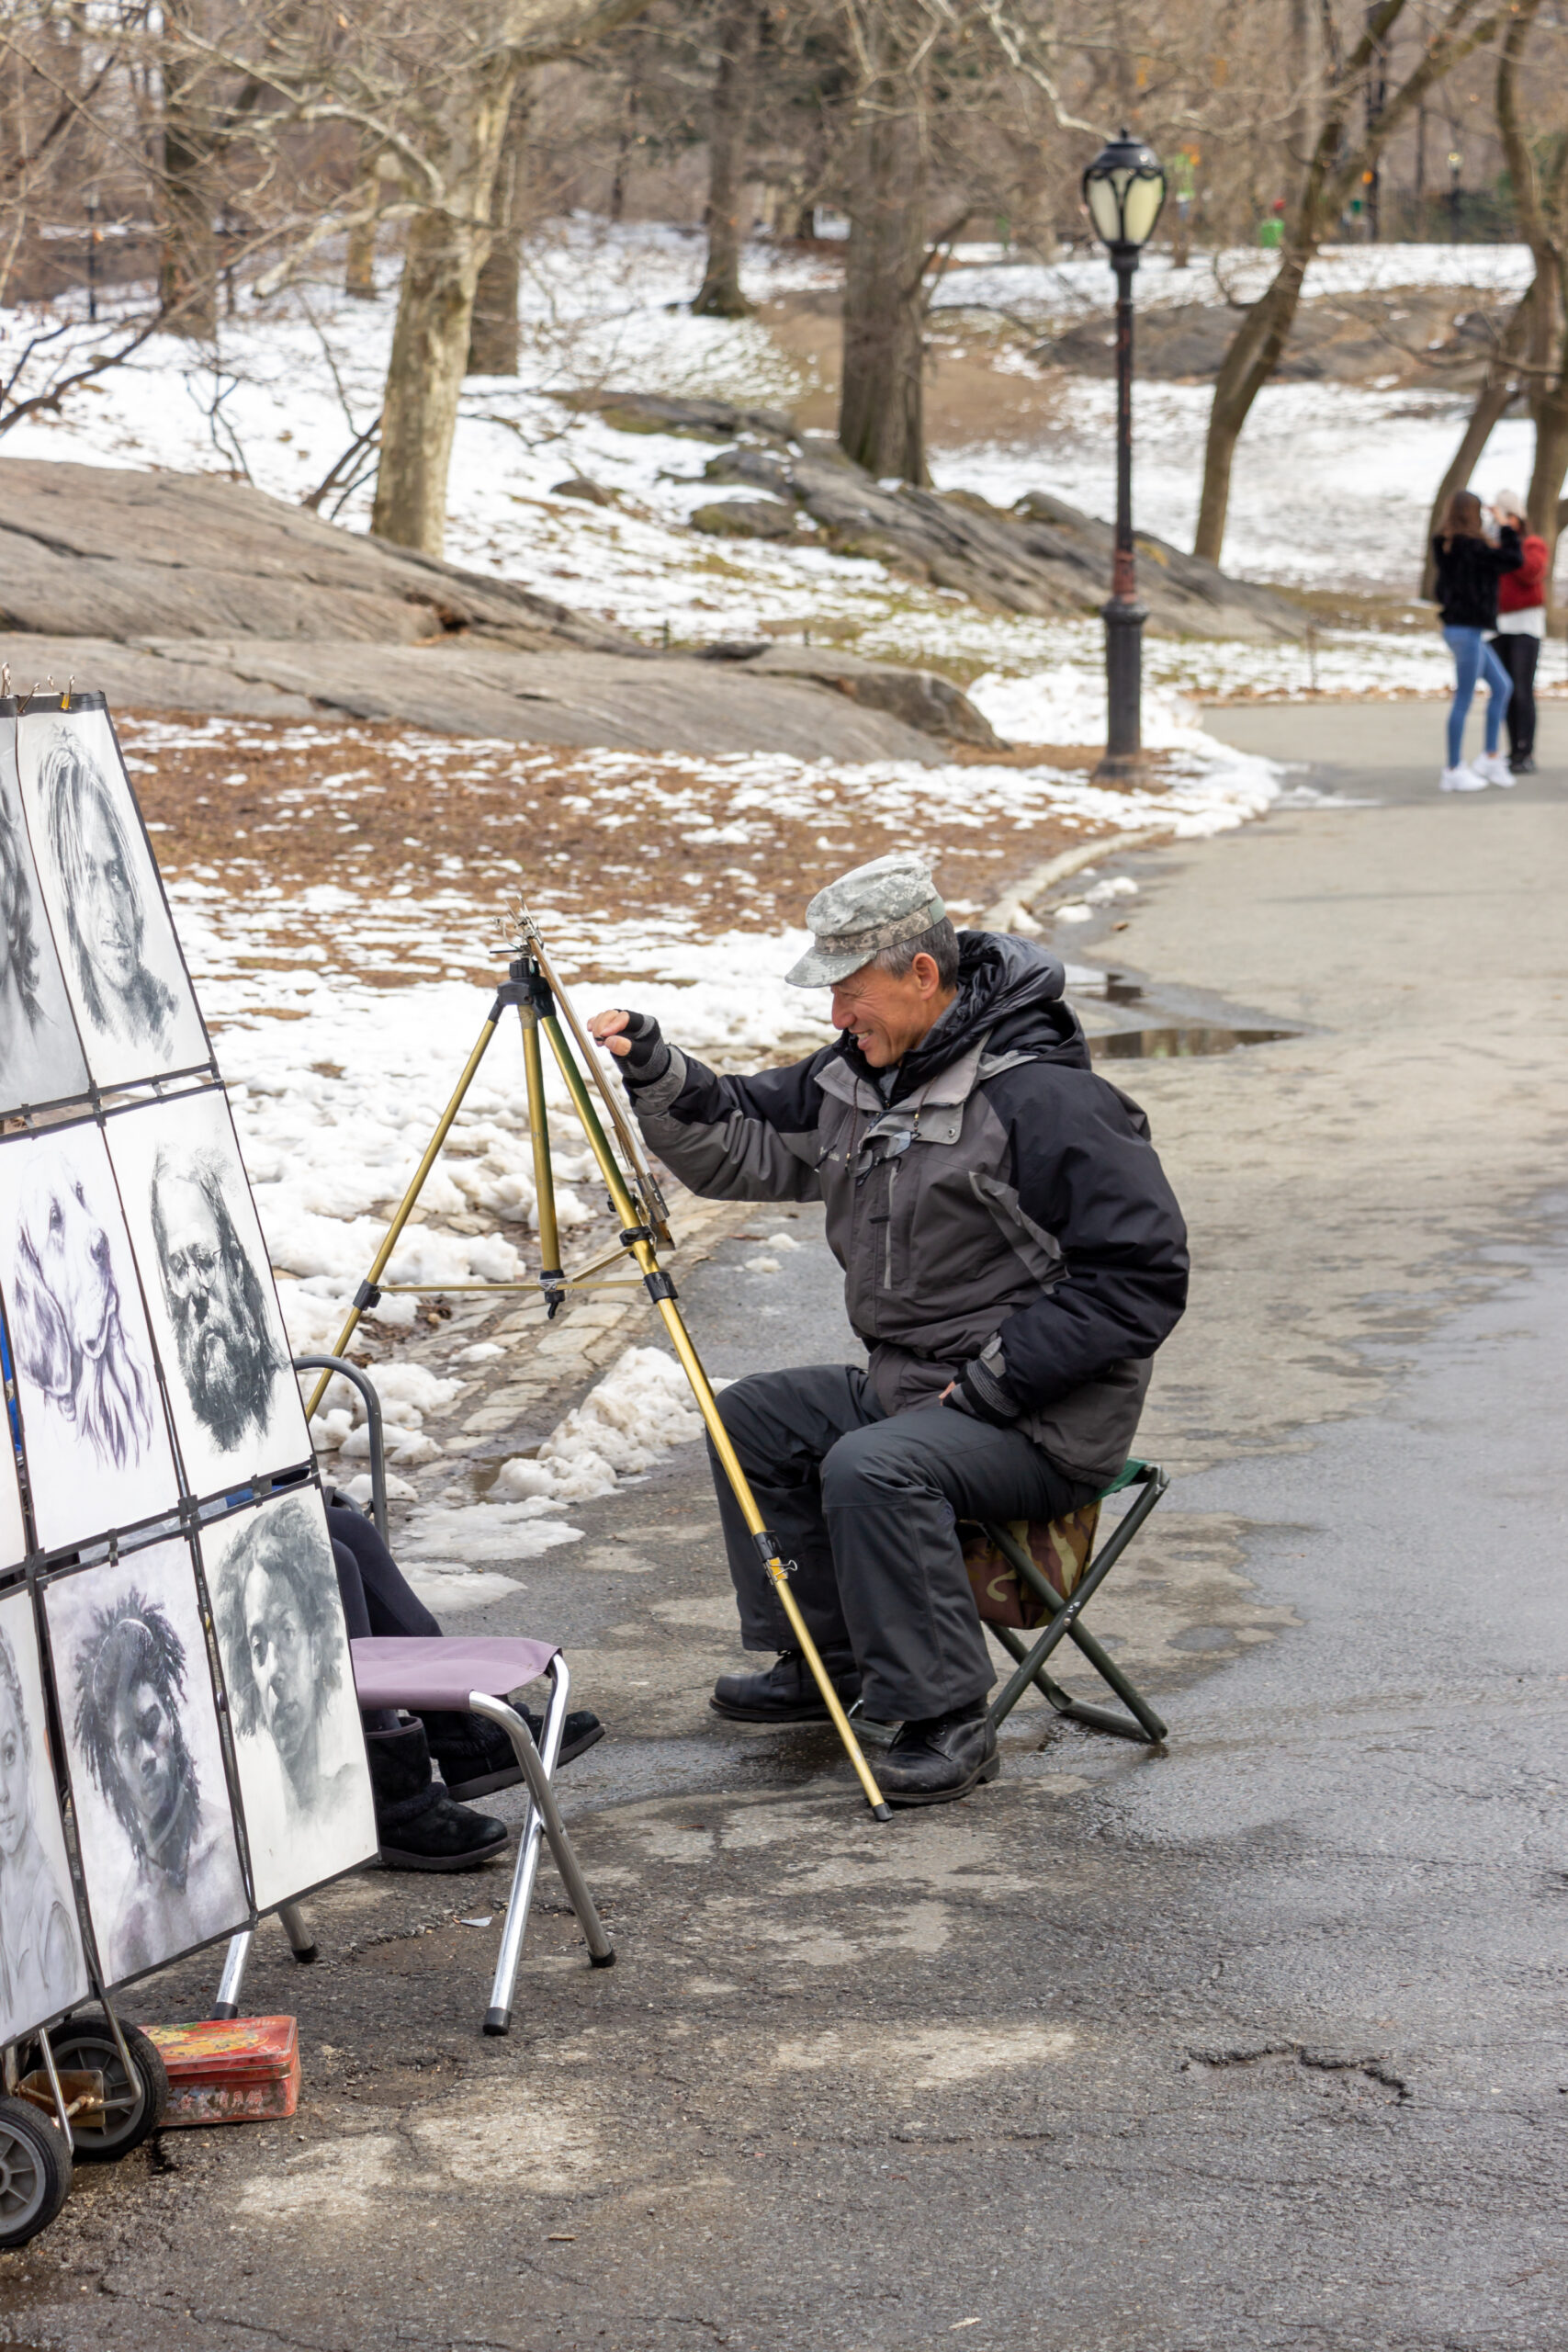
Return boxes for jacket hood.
[837,931,1089,1102]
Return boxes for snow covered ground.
[2,224,1540,691]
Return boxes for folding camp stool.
[210,1638,614,2036]
[977,1458,1171,1746]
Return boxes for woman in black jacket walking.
[1432,490,1522,790]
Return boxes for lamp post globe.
[1082,130,1166,779]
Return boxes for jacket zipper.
[883,1159,899,1288]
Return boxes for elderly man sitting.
[589,854,1188,1806]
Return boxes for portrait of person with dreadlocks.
[46,1545,246,1983]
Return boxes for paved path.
[5,710,1566,2352]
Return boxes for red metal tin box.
[142,2017,300,2128]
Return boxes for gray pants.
[709,1363,1089,1724]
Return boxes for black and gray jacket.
[623,933,1189,1489]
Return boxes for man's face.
[160,1177,248,1409]
[242,1564,313,1770]
[110,1673,180,1853]
[0,1683,29,1862]
[829,956,953,1069]
[76,786,141,993]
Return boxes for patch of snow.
[493,1344,715,1502]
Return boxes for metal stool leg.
[470,1664,614,2037]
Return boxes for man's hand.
[588,1008,634,1058]
[588,1009,671,1085]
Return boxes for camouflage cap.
[785,853,947,988]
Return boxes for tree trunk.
[1193,257,1310,561]
[158,12,216,336]
[371,57,519,557]
[839,38,928,484]
[468,85,531,374]
[693,0,760,318]
[345,136,380,300]
[1527,381,1568,578]
[1421,360,1523,596]
[1288,0,1317,164]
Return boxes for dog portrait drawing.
[150,1144,285,1458]
[67,1580,245,1980]
[9,1150,158,1476]
[38,724,178,1055]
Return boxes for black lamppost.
[1082,130,1166,779]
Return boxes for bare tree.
[838,1,938,483]
[1194,0,1509,565]
[468,81,532,372]
[693,0,761,315]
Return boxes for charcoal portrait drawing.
[107,1093,308,1496]
[0,1128,179,1548]
[0,1596,90,2043]
[151,1143,286,1453]
[0,729,88,1114]
[48,1553,246,1983]
[17,707,205,1086]
[208,1494,375,1909]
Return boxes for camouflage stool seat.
[958,1459,1170,1746]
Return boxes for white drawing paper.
[0,1123,180,1550]
[16,702,207,1091]
[0,714,89,1114]
[44,1541,248,1986]
[107,1091,310,1500]
[204,1490,377,1912]
[0,1586,91,2043]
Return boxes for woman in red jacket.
[1488,490,1549,775]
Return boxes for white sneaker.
[1440,763,1487,791]
[1472,750,1514,787]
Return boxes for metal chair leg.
[210,1929,254,2020]
[472,1661,614,2037]
[277,1903,317,1963]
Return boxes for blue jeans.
[1444,627,1511,766]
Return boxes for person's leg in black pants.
[326,1504,441,1638]
[1491,632,1539,764]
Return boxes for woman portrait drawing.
[211,1494,375,1909]
[0,737,88,1114]
[0,1600,89,2043]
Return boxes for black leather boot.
[367,1720,511,1871]
[876,1701,998,1806]
[422,1706,605,1801]
[710,1647,862,1723]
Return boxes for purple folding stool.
[212,1635,614,2036]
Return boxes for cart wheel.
[0,2097,72,2248]
[30,2018,168,2162]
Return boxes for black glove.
[615,1011,671,1089]
[942,1351,1021,1429]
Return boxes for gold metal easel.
[305,904,891,1821]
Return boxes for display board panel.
[203,1489,378,1913]
[43,1540,249,1987]
[0,1122,181,1551]
[0,1585,92,2042]
[16,701,208,1091]
[0,714,89,1114]
[106,1089,310,1501]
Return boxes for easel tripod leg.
[536,1011,892,1821]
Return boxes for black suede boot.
[876,1700,998,1807]
[367,1720,511,1871]
[710,1647,862,1723]
[422,1706,605,1801]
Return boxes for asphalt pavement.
[3,703,1565,2352]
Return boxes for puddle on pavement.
[1090,1024,1296,1060]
